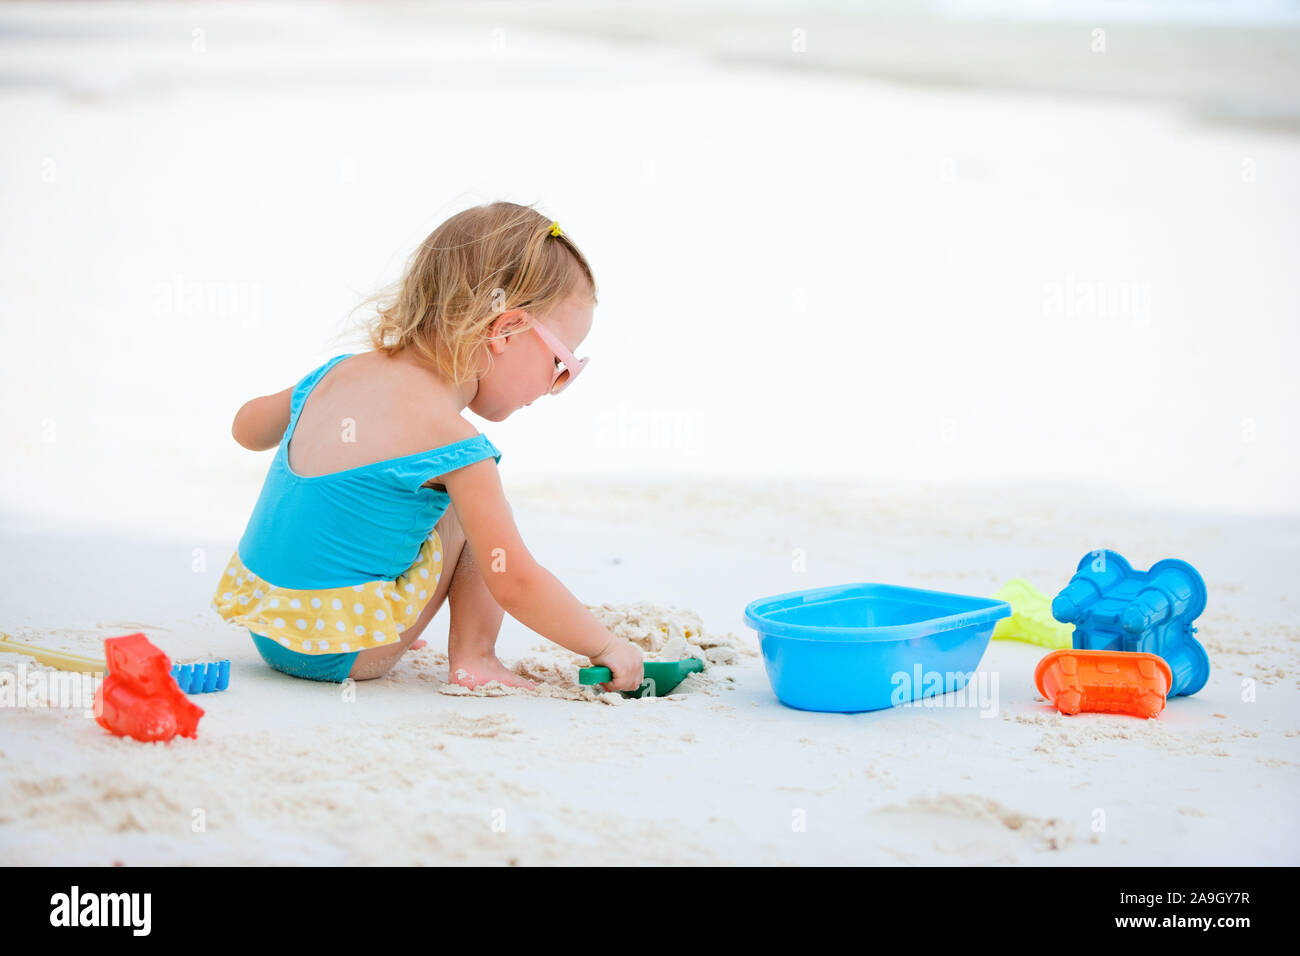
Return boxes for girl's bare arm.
[441,457,622,661]
[232,386,293,451]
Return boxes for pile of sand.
[586,601,751,666]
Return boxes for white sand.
[2,480,1297,865]
[1,2,1298,865]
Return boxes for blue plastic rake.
[170,660,231,694]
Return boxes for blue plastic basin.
[744,583,1011,713]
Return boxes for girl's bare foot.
[410,638,428,650]
[450,655,537,690]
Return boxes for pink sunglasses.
[528,318,589,394]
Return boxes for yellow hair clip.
[549,221,563,237]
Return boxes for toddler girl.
[210,202,644,692]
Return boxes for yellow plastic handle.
[0,634,107,673]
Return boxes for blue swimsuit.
[210,353,502,682]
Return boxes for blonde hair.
[355,201,597,386]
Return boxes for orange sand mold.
[1034,648,1173,719]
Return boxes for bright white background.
[1,0,1297,541]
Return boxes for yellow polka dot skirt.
[210,531,444,655]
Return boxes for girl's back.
[287,349,478,491]
[231,351,502,594]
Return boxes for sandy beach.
[1,1,1298,865]
[3,478,1298,864]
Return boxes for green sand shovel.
[578,659,705,698]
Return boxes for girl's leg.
[346,504,462,681]
[346,505,532,687]
[444,517,534,690]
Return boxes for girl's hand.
[589,637,644,693]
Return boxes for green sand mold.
[991,578,1075,650]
